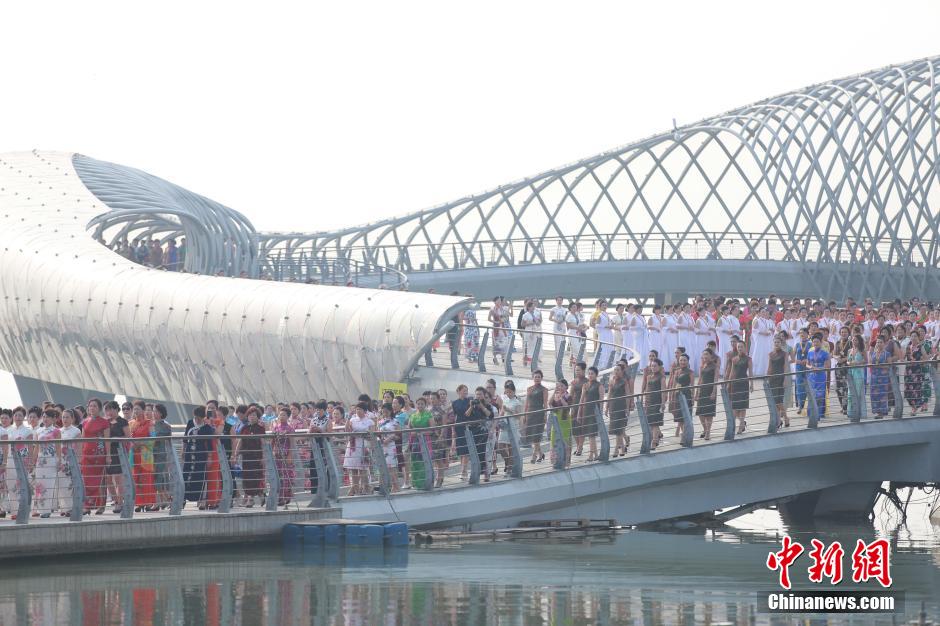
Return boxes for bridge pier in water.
[778,481,882,524]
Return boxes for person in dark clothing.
[453,385,492,481]
[183,407,214,505]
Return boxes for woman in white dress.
[488,296,506,364]
[612,304,625,361]
[565,302,583,366]
[678,304,696,373]
[662,305,680,374]
[343,404,375,496]
[622,304,648,369]
[521,300,539,365]
[748,307,775,376]
[647,304,664,371]
[715,305,735,374]
[692,306,711,373]
[631,305,649,369]
[57,409,82,516]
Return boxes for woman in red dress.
[202,408,223,509]
[80,398,110,515]
[131,404,157,511]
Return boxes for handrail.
[13,357,930,446]
[293,232,937,270]
[1,357,935,527]
[424,320,640,379]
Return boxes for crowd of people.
[105,237,185,271]
[1,294,937,521]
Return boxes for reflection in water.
[1,495,938,625]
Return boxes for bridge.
[1,54,939,558]
[273,55,940,301]
[3,349,938,557]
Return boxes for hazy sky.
[2,1,938,235]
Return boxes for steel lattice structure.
[263,55,940,301]
[0,151,467,415]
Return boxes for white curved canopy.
[0,151,467,405]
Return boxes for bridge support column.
[778,481,880,524]
[662,292,689,304]
[13,375,95,408]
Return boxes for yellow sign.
[378,380,409,400]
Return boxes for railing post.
[477,330,489,373]
[216,439,233,513]
[290,439,306,503]
[592,345,601,369]
[308,436,328,508]
[530,336,542,373]
[932,368,940,418]
[450,333,460,369]
[601,350,616,386]
[117,443,135,519]
[322,437,341,501]
[762,379,779,434]
[417,432,435,491]
[720,384,736,440]
[262,440,279,511]
[577,339,586,364]
[889,367,904,419]
[554,337,566,380]
[464,426,481,485]
[679,393,694,447]
[548,411,567,470]
[806,385,820,429]
[503,416,523,479]
[165,439,185,516]
[368,434,391,495]
[504,333,515,377]
[636,399,652,454]
[12,448,31,524]
[65,446,84,522]
[594,405,610,461]
[783,372,793,409]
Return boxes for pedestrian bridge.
[279,56,940,302]
[3,359,938,556]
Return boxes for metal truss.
[264,56,940,302]
[76,155,257,276]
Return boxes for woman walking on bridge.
[847,335,867,417]
[643,359,665,448]
[695,349,718,439]
[869,337,892,418]
[578,367,603,462]
[524,371,549,463]
[31,409,61,519]
[131,405,157,512]
[728,342,753,434]
[669,354,693,439]
[80,399,110,515]
[607,363,630,456]
[231,408,265,507]
[806,333,831,419]
[767,337,791,428]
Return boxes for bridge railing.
[418,320,640,384]
[1,359,936,525]
[308,232,932,273]
[259,253,408,289]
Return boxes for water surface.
[2,495,938,625]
